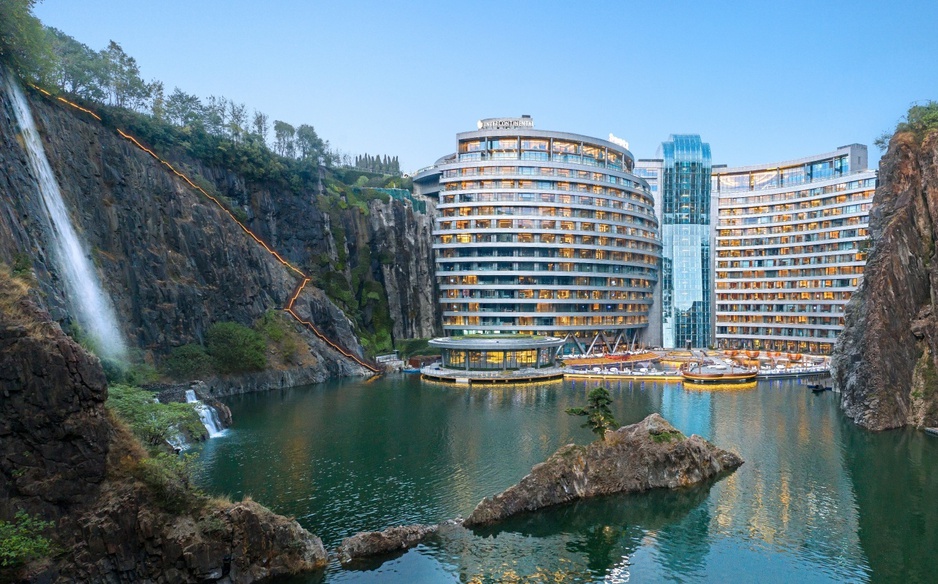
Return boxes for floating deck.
[563,371,680,381]
[421,366,564,385]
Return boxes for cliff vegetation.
[0,0,439,376]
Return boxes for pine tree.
[565,387,617,440]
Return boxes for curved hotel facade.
[713,144,876,355]
[416,117,661,354]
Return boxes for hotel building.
[713,144,876,355]
[414,117,661,354]
[636,135,714,349]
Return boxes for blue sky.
[34,0,938,172]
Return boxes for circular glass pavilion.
[429,334,563,372]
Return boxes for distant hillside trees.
[0,1,396,176]
[354,153,400,176]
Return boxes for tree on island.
[565,387,618,440]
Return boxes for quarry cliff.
[832,128,938,430]
[0,74,438,382]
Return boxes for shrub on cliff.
[107,384,204,449]
[0,511,54,571]
[164,343,214,378]
[206,321,267,373]
[255,310,302,366]
[877,101,938,150]
[136,452,200,514]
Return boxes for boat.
[925,428,938,437]
[807,382,832,392]
[681,362,757,384]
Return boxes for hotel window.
[459,140,484,153]
[552,140,578,154]
[521,139,548,151]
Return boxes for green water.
[196,375,938,583]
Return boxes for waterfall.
[2,72,127,362]
[166,433,189,452]
[186,389,226,438]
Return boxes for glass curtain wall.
[661,135,712,348]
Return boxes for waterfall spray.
[3,72,127,362]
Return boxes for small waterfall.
[2,72,126,361]
[166,433,189,452]
[186,389,226,438]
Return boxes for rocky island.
[464,413,742,527]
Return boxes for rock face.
[0,273,110,523]
[832,131,938,430]
[463,414,743,527]
[62,487,327,583]
[0,272,327,582]
[0,74,436,384]
[365,198,440,341]
[336,523,439,564]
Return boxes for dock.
[420,365,564,385]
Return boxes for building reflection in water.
[198,377,935,582]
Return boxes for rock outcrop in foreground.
[464,414,742,527]
[832,131,938,430]
[336,523,440,564]
[0,271,326,582]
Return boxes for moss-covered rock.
[464,414,742,527]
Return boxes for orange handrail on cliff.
[33,86,380,374]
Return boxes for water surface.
[196,375,938,583]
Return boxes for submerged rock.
[463,414,742,527]
[336,523,439,564]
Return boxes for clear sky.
[33,0,938,172]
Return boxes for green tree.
[0,0,53,83]
[47,27,107,100]
[273,120,295,158]
[148,79,165,120]
[206,321,266,373]
[296,123,325,161]
[202,94,227,136]
[227,99,247,143]
[251,109,269,145]
[566,387,618,440]
[100,40,150,110]
[164,87,203,127]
